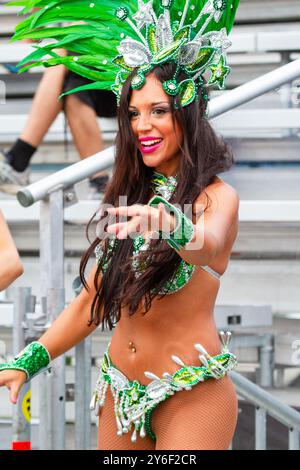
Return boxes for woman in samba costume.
[0,0,240,449]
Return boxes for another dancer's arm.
[0,210,23,291]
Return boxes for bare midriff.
[109,268,222,384]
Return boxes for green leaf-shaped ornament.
[152,38,185,65]
[178,79,196,107]
[173,366,204,386]
[112,55,135,72]
[185,47,216,73]
[102,354,110,374]
[147,24,158,55]
[174,25,191,43]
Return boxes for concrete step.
[222,165,300,200]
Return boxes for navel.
[129,341,136,353]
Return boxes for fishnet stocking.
[152,374,238,450]
[97,375,238,450]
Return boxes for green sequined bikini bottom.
[90,332,237,443]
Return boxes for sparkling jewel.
[161,0,173,8]
[213,0,227,11]
[115,7,128,21]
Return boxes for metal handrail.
[231,371,300,429]
[231,371,300,449]
[17,57,300,208]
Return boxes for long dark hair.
[80,62,234,331]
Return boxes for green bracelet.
[0,341,51,382]
[148,195,195,251]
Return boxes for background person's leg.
[0,52,68,193]
[20,60,67,149]
[64,94,103,159]
[152,375,238,450]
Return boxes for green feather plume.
[8,0,240,98]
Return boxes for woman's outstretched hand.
[0,370,27,404]
[105,203,176,240]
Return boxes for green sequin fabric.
[95,171,196,295]
[0,342,51,382]
[90,331,238,442]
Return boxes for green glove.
[148,195,195,251]
[0,341,51,382]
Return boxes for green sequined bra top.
[95,172,221,295]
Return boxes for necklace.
[150,171,178,200]
[131,171,178,279]
[95,170,195,295]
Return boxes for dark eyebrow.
[128,101,170,109]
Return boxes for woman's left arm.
[172,183,240,266]
[0,210,24,291]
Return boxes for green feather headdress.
[10,0,240,108]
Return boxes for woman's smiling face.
[128,73,183,177]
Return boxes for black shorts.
[62,70,117,118]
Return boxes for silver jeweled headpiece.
[13,0,240,109]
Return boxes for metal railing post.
[258,334,275,388]
[12,287,32,448]
[73,276,92,450]
[255,407,267,450]
[75,337,92,449]
[289,428,300,450]
[47,287,66,450]
[38,189,65,450]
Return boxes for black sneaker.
[0,151,30,195]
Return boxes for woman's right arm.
[0,263,102,403]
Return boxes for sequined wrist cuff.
[148,195,195,251]
[0,341,51,382]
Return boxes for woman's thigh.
[151,374,238,450]
[97,386,156,450]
